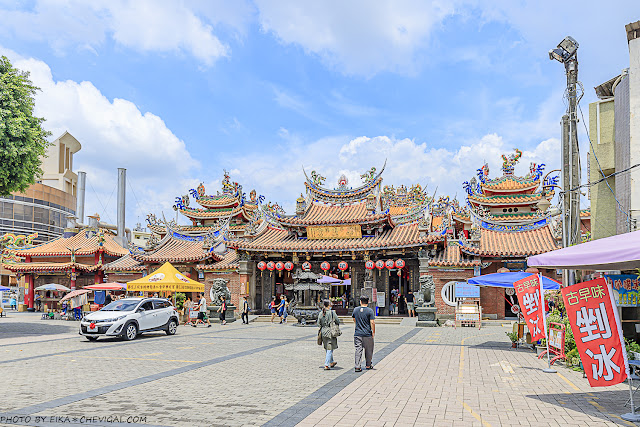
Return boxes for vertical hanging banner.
[513,274,546,341]
[561,278,628,387]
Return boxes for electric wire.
[578,104,632,227]
[87,178,115,224]
[127,180,144,226]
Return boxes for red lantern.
[338,261,348,271]
[302,261,311,271]
[284,261,294,271]
[385,259,395,269]
[395,258,405,269]
[267,261,275,271]
[275,262,285,271]
[257,261,267,271]
[321,261,330,271]
[375,260,385,270]
[365,260,375,270]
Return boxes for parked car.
[79,297,179,341]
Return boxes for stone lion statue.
[417,275,436,307]
[209,278,231,304]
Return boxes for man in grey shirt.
[352,296,376,372]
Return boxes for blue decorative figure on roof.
[528,162,546,181]
[477,163,489,184]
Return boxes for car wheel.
[123,322,138,341]
[86,336,98,341]
[166,319,178,335]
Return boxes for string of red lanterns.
[256,258,404,274]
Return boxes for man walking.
[193,292,211,327]
[405,290,415,317]
[353,296,375,372]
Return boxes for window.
[153,300,170,309]
[139,301,154,311]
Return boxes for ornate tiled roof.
[4,261,100,272]
[580,208,591,217]
[104,254,146,272]
[468,192,552,206]
[489,212,539,221]
[278,202,391,227]
[303,163,385,204]
[178,204,257,220]
[429,245,481,267]
[228,223,441,253]
[17,230,127,258]
[388,206,409,216]
[480,177,539,192]
[197,250,239,271]
[132,235,221,264]
[196,195,240,208]
[460,226,558,257]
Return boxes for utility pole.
[550,36,581,287]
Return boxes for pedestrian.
[193,292,211,328]
[35,293,42,312]
[10,292,17,310]
[317,299,340,370]
[389,293,396,316]
[241,296,250,324]
[282,296,289,324]
[270,296,277,323]
[548,296,556,312]
[277,295,286,324]
[405,290,415,317]
[104,291,112,306]
[183,296,193,325]
[353,296,376,372]
[217,295,227,325]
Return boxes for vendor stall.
[127,262,204,297]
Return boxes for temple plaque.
[307,225,362,240]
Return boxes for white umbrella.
[34,284,71,292]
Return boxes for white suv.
[80,297,179,341]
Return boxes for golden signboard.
[307,225,362,240]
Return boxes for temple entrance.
[388,271,409,316]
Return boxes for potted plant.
[506,331,519,348]
[536,338,547,356]
[626,339,640,361]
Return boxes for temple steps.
[252,315,404,324]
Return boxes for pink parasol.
[59,289,90,302]
[84,282,127,291]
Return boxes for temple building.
[6,149,592,319]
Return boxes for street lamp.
[548,36,579,63]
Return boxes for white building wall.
[629,35,640,231]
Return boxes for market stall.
[127,262,204,298]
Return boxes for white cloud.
[0,0,237,66]
[224,131,561,214]
[255,0,459,76]
[1,46,200,227]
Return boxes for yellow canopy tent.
[127,262,204,293]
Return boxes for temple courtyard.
[0,314,636,427]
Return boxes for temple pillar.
[26,274,34,309]
[238,259,253,306]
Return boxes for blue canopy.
[468,271,561,290]
[0,285,10,292]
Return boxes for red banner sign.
[561,278,628,387]
[513,274,545,341]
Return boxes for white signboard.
[377,293,385,308]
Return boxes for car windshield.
[101,300,140,311]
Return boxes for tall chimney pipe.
[117,168,126,245]
[76,171,86,224]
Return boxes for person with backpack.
[317,299,341,370]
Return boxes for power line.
[87,178,115,224]
[578,104,631,226]
[569,163,640,191]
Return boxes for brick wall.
[480,286,505,318]
[107,272,143,283]
[429,269,475,318]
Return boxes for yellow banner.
[307,225,362,240]
[127,283,204,292]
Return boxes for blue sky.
[0,1,638,227]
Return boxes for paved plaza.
[0,313,637,427]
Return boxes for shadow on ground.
[526,389,637,425]
[0,320,76,338]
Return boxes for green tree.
[0,56,51,196]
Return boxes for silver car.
[79,297,179,341]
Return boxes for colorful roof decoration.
[5,261,101,273]
[462,149,558,227]
[302,162,386,205]
[131,232,223,264]
[429,245,482,268]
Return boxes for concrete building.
[0,131,81,292]
[587,20,640,239]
